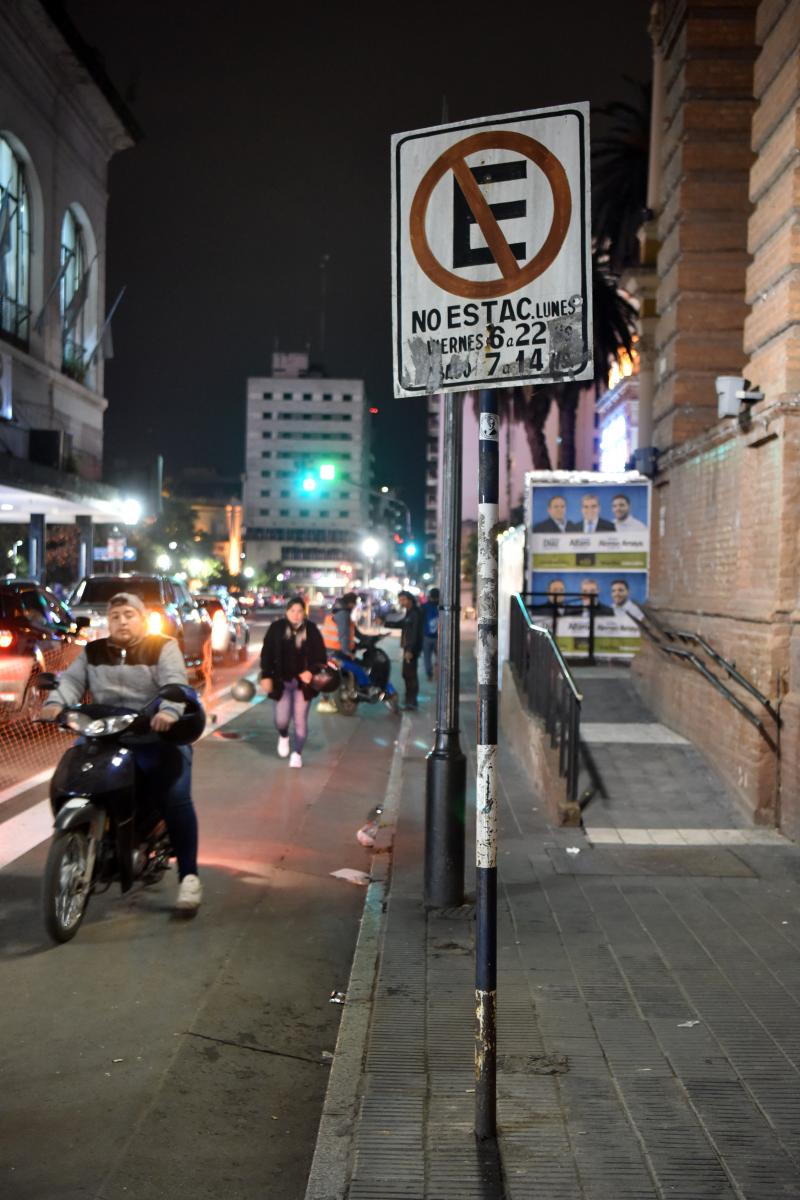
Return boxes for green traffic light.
[301,475,317,493]
[319,463,336,481]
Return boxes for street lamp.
[156,553,171,571]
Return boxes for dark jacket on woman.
[260,617,327,701]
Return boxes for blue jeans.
[133,743,197,880]
[274,679,311,753]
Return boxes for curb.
[303,713,410,1200]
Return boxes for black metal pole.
[425,392,466,907]
[475,390,499,1141]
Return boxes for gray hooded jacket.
[50,634,188,717]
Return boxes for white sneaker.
[277,735,290,758]
[289,752,302,769]
[176,873,202,912]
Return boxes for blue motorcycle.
[332,633,400,716]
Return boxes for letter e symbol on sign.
[452,160,528,269]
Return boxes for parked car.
[67,574,213,680]
[0,581,87,720]
[194,592,250,664]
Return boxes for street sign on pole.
[391,103,592,398]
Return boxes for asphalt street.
[0,616,400,1199]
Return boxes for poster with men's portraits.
[525,472,651,658]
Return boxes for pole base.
[424,743,466,908]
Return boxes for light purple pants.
[274,679,311,754]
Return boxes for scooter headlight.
[66,712,136,736]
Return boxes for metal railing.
[633,606,780,750]
[521,591,601,663]
[509,593,582,804]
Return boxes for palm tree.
[472,82,648,473]
[592,81,651,273]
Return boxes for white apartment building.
[244,353,371,587]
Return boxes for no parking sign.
[391,103,593,397]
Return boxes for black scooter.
[38,681,205,944]
[335,633,400,716]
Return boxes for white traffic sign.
[391,103,592,397]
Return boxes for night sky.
[64,0,651,533]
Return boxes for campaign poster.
[528,477,650,571]
[525,472,651,658]
[527,569,646,656]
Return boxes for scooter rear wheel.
[43,830,92,943]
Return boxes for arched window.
[60,208,90,378]
[0,136,31,344]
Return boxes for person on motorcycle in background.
[40,592,203,913]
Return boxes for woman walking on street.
[259,596,327,768]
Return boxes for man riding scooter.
[40,592,203,913]
[322,592,366,684]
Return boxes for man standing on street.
[383,591,423,710]
[420,587,440,681]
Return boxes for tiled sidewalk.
[307,665,800,1199]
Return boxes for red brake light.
[0,630,15,649]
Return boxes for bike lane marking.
[0,672,261,871]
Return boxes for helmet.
[155,684,206,744]
[231,677,256,702]
[310,662,341,694]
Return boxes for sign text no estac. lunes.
[391,103,593,398]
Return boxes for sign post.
[391,103,592,1142]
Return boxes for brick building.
[631,0,800,838]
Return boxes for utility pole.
[475,390,499,1141]
[424,391,465,908]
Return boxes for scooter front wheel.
[43,830,93,943]
[385,692,400,716]
[335,671,358,717]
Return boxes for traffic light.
[298,463,336,493]
[404,542,418,558]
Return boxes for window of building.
[0,137,31,344]
[261,451,272,458]
[342,394,352,402]
[262,392,272,399]
[261,470,271,477]
[60,208,95,382]
[279,509,290,517]
[262,411,273,419]
[283,392,293,400]
[262,431,272,438]
[322,393,332,401]
[339,510,349,518]
[260,489,271,497]
[302,393,312,400]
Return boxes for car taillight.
[147,610,164,634]
[0,629,15,649]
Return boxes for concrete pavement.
[0,675,399,1200]
[306,650,800,1200]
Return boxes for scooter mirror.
[35,672,58,692]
